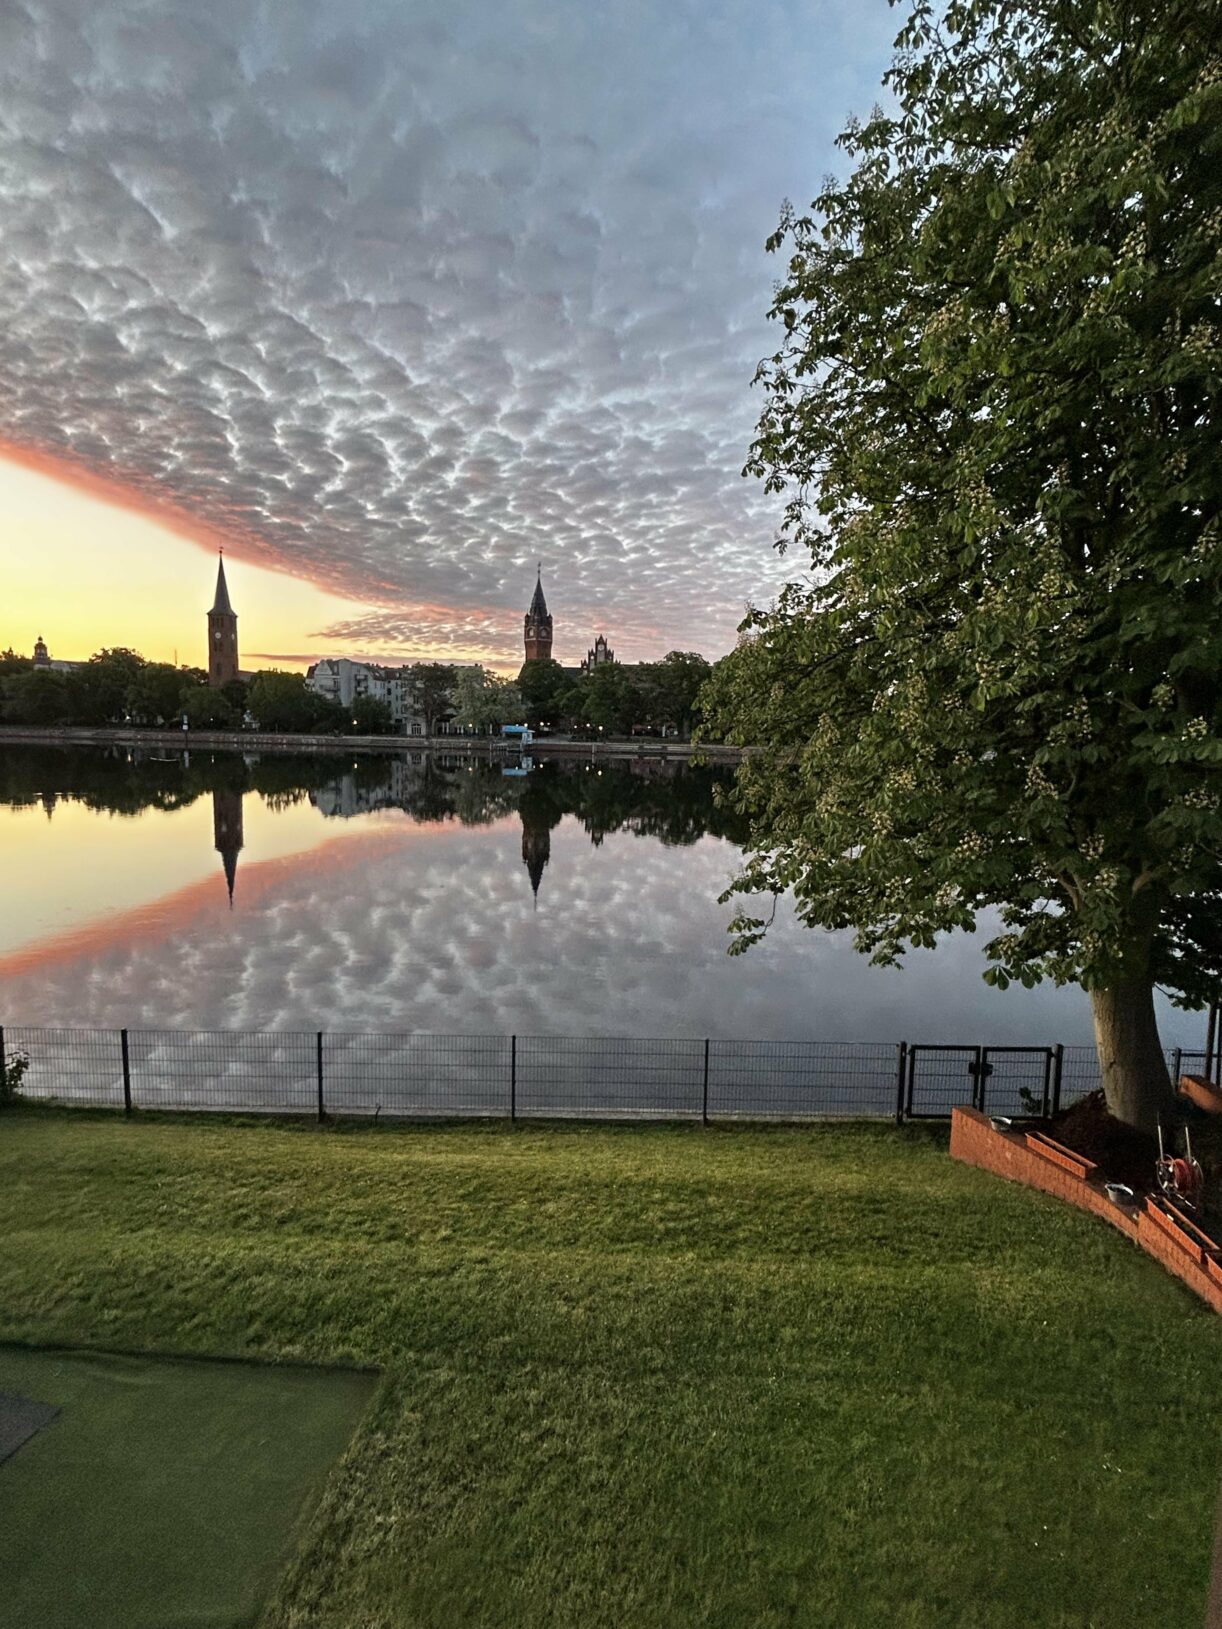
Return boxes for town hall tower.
[524,568,553,662]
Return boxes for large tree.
[450,668,525,731]
[410,662,459,736]
[705,0,1222,1130]
[247,671,343,733]
[517,659,572,728]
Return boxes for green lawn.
[1,1110,1219,1628]
[0,1345,374,1629]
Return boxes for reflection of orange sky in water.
[0,808,524,987]
[0,823,407,984]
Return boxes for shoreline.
[0,724,745,763]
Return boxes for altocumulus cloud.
[0,0,895,660]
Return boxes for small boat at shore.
[1178,1074,1222,1116]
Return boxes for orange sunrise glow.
[0,449,515,672]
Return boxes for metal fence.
[0,1023,1212,1124]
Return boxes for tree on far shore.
[350,695,394,734]
[181,687,238,729]
[411,663,459,736]
[705,0,1222,1131]
[1,668,68,726]
[247,670,344,733]
[451,668,525,731]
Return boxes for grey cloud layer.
[0,0,895,658]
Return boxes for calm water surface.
[0,742,1200,1049]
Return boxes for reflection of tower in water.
[212,788,244,908]
[521,815,550,905]
[518,782,562,908]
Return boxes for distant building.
[208,554,240,688]
[305,658,476,735]
[29,636,79,675]
[582,635,615,671]
[524,568,554,662]
[307,657,386,712]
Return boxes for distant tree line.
[1,645,732,739]
[0,648,395,735]
[511,651,715,737]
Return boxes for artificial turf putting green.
[0,1344,375,1629]
[3,1109,1222,1627]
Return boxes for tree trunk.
[1090,976,1176,1133]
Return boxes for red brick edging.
[950,1107,1222,1315]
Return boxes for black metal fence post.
[1052,1044,1064,1117]
[316,1032,325,1122]
[1172,1047,1183,1090]
[0,1024,6,1086]
[510,1034,517,1122]
[895,1042,908,1125]
[120,1028,132,1115]
[702,1038,710,1126]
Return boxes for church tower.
[208,554,239,688]
[524,567,553,663]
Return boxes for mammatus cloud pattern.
[0,0,895,661]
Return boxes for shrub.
[1,1049,29,1108]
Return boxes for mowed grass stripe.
[1,1111,1217,1627]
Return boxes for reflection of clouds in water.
[2,811,1196,1045]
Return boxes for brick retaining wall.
[950,1106,1222,1316]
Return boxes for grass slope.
[1,1110,1219,1628]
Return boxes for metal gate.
[904,1045,1060,1119]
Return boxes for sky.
[0,0,900,672]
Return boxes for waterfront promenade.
[0,724,745,762]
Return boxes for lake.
[0,743,1203,1095]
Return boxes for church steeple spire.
[207,551,239,688]
[210,552,233,615]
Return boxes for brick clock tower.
[524,567,553,662]
[208,553,239,688]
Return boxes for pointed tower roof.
[528,566,549,620]
[221,845,239,908]
[210,553,234,616]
